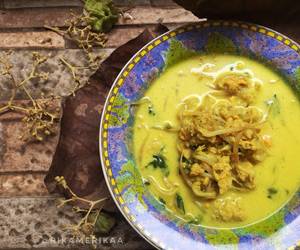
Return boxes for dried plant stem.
[59,57,90,95]
[55,176,109,235]
[44,9,111,96]
[0,52,60,141]
[63,197,107,232]
[44,11,107,73]
[44,25,66,36]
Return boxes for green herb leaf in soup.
[267,187,278,199]
[159,197,166,205]
[146,150,169,176]
[176,193,185,214]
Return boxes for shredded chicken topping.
[177,62,270,203]
[212,197,245,222]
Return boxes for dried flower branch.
[44,14,105,97]
[45,12,107,68]
[59,57,90,95]
[44,0,119,96]
[0,51,60,141]
[55,176,116,238]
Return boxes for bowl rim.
[99,19,300,250]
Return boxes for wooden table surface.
[0,0,199,249]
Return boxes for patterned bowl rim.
[99,20,300,249]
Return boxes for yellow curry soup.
[133,55,300,228]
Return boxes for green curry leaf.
[267,187,278,199]
[175,193,185,214]
[146,150,169,176]
[159,197,166,205]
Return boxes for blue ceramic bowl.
[100,20,300,250]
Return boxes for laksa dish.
[132,54,300,228]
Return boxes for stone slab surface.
[0,48,113,100]
[0,197,154,249]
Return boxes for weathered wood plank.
[106,26,148,48]
[0,197,153,249]
[114,0,150,6]
[0,31,65,49]
[150,0,178,7]
[0,6,198,29]
[0,28,147,49]
[106,23,189,47]
[2,0,178,9]
[0,173,48,196]
[0,7,83,29]
[3,0,83,9]
[3,0,154,9]
[2,22,299,51]
[0,25,181,49]
[118,6,199,24]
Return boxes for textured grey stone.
[0,197,153,249]
[0,48,114,101]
